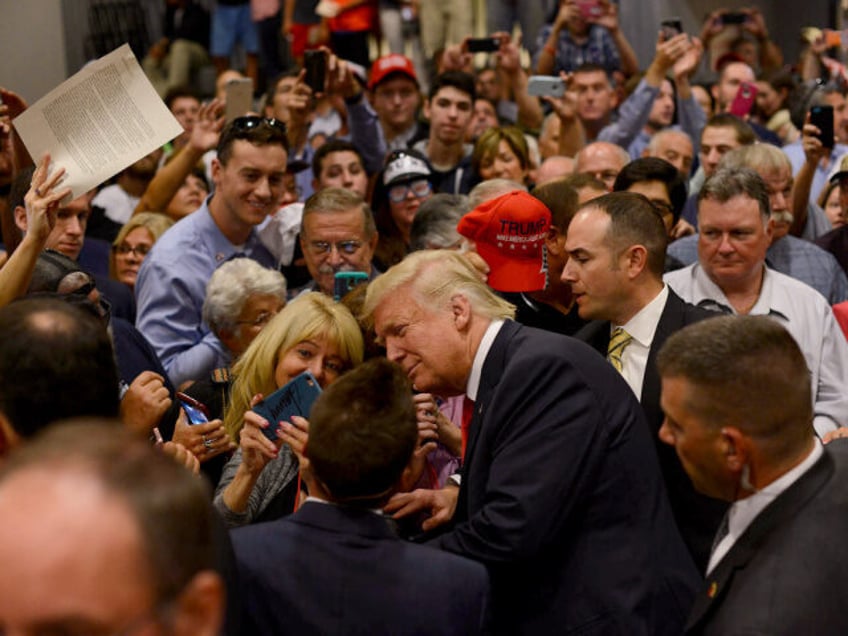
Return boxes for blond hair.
[223,292,364,439]
[361,250,515,325]
[109,213,174,280]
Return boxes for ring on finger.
[203,437,214,449]
[34,188,42,197]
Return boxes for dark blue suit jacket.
[232,501,489,635]
[686,441,848,635]
[576,289,727,571]
[433,320,699,635]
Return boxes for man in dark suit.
[657,315,848,635]
[230,358,489,635]
[366,250,700,635]
[564,191,725,570]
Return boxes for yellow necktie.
[607,327,632,373]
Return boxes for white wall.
[0,0,68,104]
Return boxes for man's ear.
[623,244,648,278]
[210,157,222,190]
[721,427,749,472]
[171,570,225,636]
[450,293,472,331]
[14,205,27,233]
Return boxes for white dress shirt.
[614,285,668,400]
[466,320,505,401]
[707,439,824,575]
[665,263,848,437]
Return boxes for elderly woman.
[110,213,173,290]
[472,126,530,185]
[214,292,364,527]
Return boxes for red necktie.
[461,396,475,461]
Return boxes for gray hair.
[203,259,287,336]
[698,167,771,223]
[467,178,527,209]
[717,144,791,176]
[409,194,470,251]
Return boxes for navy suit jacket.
[577,289,727,571]
[686,441,848,635]
[433,320,700,635]
[232,501,489,635]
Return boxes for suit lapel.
[641,293,682,429]
[456,321,519,520]
[685,451,835,632]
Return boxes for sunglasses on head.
[230,116,287,136]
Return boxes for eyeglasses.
[306,240,363,256]
[388,179,432,203]
[236,310,279,328]
[114,243,152,258]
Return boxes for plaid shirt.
[534,24,620,75]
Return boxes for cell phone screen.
[810,105,835,149]
[304,50,327,94]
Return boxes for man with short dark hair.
[412,71,477,194]
[658,315,848,634]
[665,167,848,437]
[232,358,489,634]
[564,192,724,569]
[136,117,286,386]
[613,157,688,237]
[0,422,225,635]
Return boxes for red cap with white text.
[457,191,551,293]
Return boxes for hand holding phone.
[177,392,210,425]
[252,372,322,441]
[527,75,565,98]
[304,50,327,94]
[729,82,757,118]
[466,37,501,53]
[810,105,835,149]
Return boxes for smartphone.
[810,105,835,149]
[176,392,210,425]
[527,75,565,98]
[660,18,684,40]
[466,37,500,53]
[721,11,747,25]
[334,271,369,301]
[224,78,253,122]
[252,371,322,442]
[729,82,757,118]
[304,49,327,94]
[576,0,602,21]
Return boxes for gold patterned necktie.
[607,327,632,373]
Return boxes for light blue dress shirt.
[135,198,276,387]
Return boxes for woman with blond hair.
[110,212,173,291]
[214,292,364,527]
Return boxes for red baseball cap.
[368,54,418,90]
[457,191,551,293]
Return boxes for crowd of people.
[2,1,848,634]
